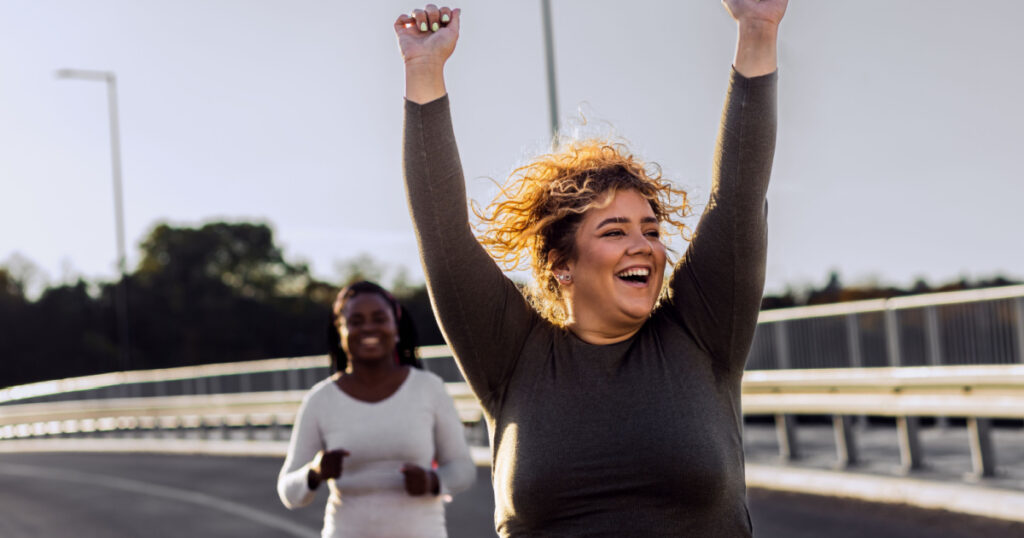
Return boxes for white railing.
[2,285,1023,481]
[3,364,1023,480]
[748,284,1024,370]
[743,364,1024,478]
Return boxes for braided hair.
[327,280,421,373]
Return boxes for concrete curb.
[746,463,1024,523]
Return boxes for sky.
[2,0,1022,297]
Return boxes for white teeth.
[362,337,380,345]
[617,268,650,278]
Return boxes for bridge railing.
[743,364,1024,478]
[3,363,1023,481]
[2,285,1024,481]
[747,285,1024,369]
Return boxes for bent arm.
[664,28,779,375]
[430,379,476,495]
[399,7,536,407]
[276,395,323,509]
[403,96,538,405]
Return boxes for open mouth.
[616,267,650,285]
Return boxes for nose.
[626,232,654,256]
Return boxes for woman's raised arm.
[664,0,786,376]
[723,0,787,77]
[396,6,540,408]
[394,5,460,103]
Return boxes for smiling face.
[338,293,399,364]
[562,189,667,340]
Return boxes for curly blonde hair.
[474,140,691,325]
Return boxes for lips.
[616,266,651,285]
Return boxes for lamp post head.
[55,68,114,82]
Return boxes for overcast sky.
[2,0,1022,296]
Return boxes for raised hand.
[722,0,788,77]
[394,5,461,68]
[307,448,350,490]
[722,0,788,27]
[400,463,440,496]
[395,5,461,103]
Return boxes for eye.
[644,229,661,239]
[601,229,624,237]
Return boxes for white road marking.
[0,462,316,537]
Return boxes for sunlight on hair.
[472,137,691,325]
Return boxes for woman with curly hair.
[395,1,787,535]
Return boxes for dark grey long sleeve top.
[403,68,777,537]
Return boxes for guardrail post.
[845,314,867,428]
[773,322,791,369]
[271,415,282,441]
[845,314,863,368]
[924,306,949,428]
[924,307,943,366]
[774,413,799,460]
[1014,297,1024,364]
[771,323,799,461]
[832,415,858,467]
[897,416,924,472]
[287,364,299,391]
[967,417,997,479]
[885,309,902,366]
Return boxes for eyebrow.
[596,216,659,228]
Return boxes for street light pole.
[540,0,560,148]
[56,69,132,372]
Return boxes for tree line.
[1,221,1018,388]
[0,222,442,389]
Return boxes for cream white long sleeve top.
[277,368,476,538]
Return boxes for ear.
[547,249,573,285]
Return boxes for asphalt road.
[1,452,1022,537]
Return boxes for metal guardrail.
[0,383,483,442]
[3,365,1022,481]
[2,285,1023,483]
[748,285,1024,370]
[744,364,1024,478]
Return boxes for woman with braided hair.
[396,1,787,535]
[277,281,475,537]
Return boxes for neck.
[563,302,643,345]
[345,358,402,384]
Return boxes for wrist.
[429,471,440,496]
[737,19,779,41]
[307,467,322,490]
[404,57,446,76]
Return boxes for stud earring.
[557,274,572,283]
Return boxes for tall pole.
[56,69,132,372]
[540,0,560,148]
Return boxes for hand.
[394,5,461,69]
[400,463,439,496]
[307,449,350,489]
[722,0,788,28]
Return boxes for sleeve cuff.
[729,66,778,86]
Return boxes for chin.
[619,302,656,322]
